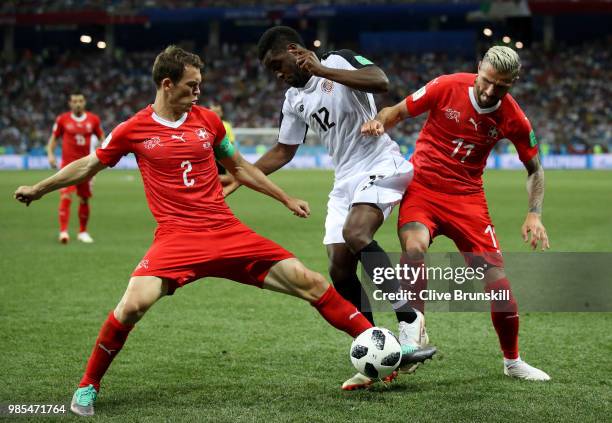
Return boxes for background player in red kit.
[47,93,104,243]
[361,46,551,381]
[14,45,399,417]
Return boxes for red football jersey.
[96,105,239,230]
[53,112,104,166]
[405,73,538,194]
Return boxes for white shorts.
[323,156,413,245]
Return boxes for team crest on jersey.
[445,108,460,123]
[144,137,163,149]
[321,79,334,94]
[195,128,210,141]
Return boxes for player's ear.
[161,77,174,91]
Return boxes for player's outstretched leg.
[483,266,550,381]
[70,276,169,416]
[397,222,433,373]
[264,258,372,337]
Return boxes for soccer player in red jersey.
[47,93,104,244]
[361,46,551,381]
[14,45,411,416]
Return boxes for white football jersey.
[278,50,403,181]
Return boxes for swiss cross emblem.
[195,128,209,140]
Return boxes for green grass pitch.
[1,169,611,422]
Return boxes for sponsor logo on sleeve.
[529,130,538,147]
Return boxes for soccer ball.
[350,327,402,379]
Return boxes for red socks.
[79,311,134,391]
[311,285,372,338]
[58,196,71,232]
[486,277,519,359]
[78,203,90,233]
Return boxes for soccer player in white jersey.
[221,26,435,390]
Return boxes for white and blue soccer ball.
[350,327,402,379]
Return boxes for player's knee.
[403,238,428,261]
[115,297,150,324]
[342,227,372,254]
[483,266,506,283]
[292,263,328,302]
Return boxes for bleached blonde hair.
[482,46,521,79]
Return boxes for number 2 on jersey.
[450,138,475,163]
[181,160,195,187]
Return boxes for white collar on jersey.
[70,112,87,122]
[151,111,188,128]
[468,86,501,114]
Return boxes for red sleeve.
[405,76,445,117]
[52,116,63,137]
[507,107,539,164]
[93,115,104,138]
[95,122,131,167]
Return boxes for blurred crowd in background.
[0,0,482,14]
[1,37,609,155]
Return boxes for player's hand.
[48,154,57,169]
[361,119,385,137]
[284,197,310,218]
[14,185,43,206]
[521,212,550,250]
[219,174,241,197]
[289,46,325,76]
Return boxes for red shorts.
[131,222,294,294]
[398,181,503,267]
[60,179,93,198]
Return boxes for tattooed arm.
[521,155,550,250]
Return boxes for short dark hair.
[152,45,204,88]
[257,26,305,61]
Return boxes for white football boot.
[398,310,430,373]
[59,231,70,244]
[504,358,551,381]
[77,232,94,243]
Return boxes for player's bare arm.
[361,99,410,136]
[221,143,299,197]
[219,149,310,218]
[46,134,58,169]
[289,45,389,93]
[14,153,106,206]
[521,155,549,250]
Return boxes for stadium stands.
[0,38,609,155]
